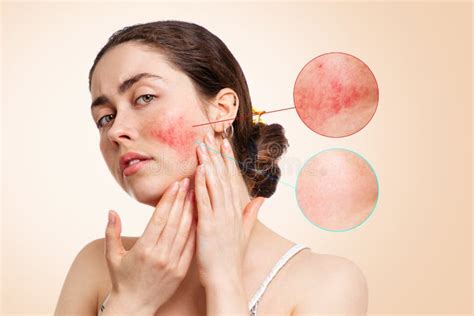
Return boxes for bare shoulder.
[291,251,368,315]
[93,235,139,253]
[89,236,139,271]
[54,237,125,315]
[88,236,140,310]
[88,235,139,271]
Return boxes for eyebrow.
[91,72,163,108]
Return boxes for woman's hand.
[104,177,197,312]
[193,131,266,289]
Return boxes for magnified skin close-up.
[293,52,379,137]
[296,149,378,231]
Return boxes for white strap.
[247,244,310,312]
[98,244,310,315]
[97,292,110,316]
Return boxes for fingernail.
[199,142,208,155]
[171,181,179,192]
[108,210,115,225]
[181,177,189,190]
[223,138,230,150]
[206,131,214,144]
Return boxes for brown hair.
[88,20,289,198]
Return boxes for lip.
[119,152,153,176]
[123,159,151,176]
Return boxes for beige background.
[1,1,472,314]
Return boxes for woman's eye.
[96,114,115,129]
[95,95,155,129]
[136,94,156,105]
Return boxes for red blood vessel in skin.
[293,52,379,137]
[149,113,197,158]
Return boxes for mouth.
[120,152,153,177]
[123,159,152,177]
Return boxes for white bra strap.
[247,244,310,311]
[97,292,111,316]
[98,244,310,315]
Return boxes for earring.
[220,96,236,139]
[222,124,234,139]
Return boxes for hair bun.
[88,20,290,199]
[242,122,289,198]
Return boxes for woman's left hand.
[193,131,265,289]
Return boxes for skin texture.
[148,114,196,156]
[293,52,379,137]
[296,149,378,231]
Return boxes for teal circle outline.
[295,147,380,232]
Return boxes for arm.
[54,239,103,316]
[293,255,368,316]
[99,290,156,316]
[204,274,249,316]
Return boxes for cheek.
[294,53,377,132]
[99,138,120,179]
[147,114,198,158]
[99,139,111,165]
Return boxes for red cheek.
[325,79,370,115]
[148,114,197,158]
[293,52,377,135]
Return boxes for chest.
[97,267,297,316]
[159,281,294,316]
[96,237,307,316]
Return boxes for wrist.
[205,276,248,316]
[204,272,245,293]
[100,290,157,316]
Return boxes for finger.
[156,178,190,256]
[221,138,243,217]
[197,141,211,165]
[205,133,234,214]
[204,132,229,188]
[169,188,194,263]
[176,219,196,274]
[194,164,212,222]
[139,180,180,248]
[197,142,225,213]
[104,210,125,264]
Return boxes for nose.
[106,112,138,145]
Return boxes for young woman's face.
[90,42,210,206]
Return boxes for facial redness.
[148,113,198,158]
[325,79,370,114]
[294,53,377,130]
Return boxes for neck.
[182,171,268,291]
[181,219,267,292]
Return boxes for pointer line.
[192,106,296,127]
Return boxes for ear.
[206,88,239,133]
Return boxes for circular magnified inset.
[295,148,379,231]
[293,52,379,138]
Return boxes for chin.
[125,177,168,207]
[129,187,165,207]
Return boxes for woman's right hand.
[104,177,196,313]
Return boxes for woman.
[55,20,368,315]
